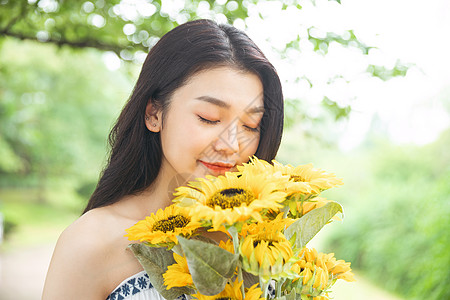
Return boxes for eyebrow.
[195,96,265,114]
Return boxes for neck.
[132,163,189,219]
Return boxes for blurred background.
[1,0,449,299]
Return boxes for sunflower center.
[207,188,255,209]
[289,175,306,182]
[152,215,190,233]
[253,238,276,248]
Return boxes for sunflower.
[125,205,201,247]
[320,252,355,282]
[288,248,354,297]
[239,220,297,282]
[236,156,275,175]
[192,278,263,300]
[240,213,295,238]
[271,161,343,195]
[173,171,287,230]
[237,157,311,195]
[239,157,343,194]
[290,261,329,295]
[163,252,194,289]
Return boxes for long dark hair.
[83,19,284,213]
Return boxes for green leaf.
[322,96,351,121]
[177,236,239,295]
[242,270,259,289]
[128,244,193,300]
[285,202,343,248]
[190,234,218,245]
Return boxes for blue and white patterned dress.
[106,271,276,300]
[106,271,188,300]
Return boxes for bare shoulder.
[55,207,117,261]
[43,207,138,300]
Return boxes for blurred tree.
[0,0,248,57]
[0,0,364,58]
[0,39,131,202]
[0,0,408,126]
[324,129,450,300]
[0,0,411,199]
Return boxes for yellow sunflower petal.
[192,278,261,300]
[239,221,295,281]
[125,205,200,246]
[292,247,355,295]
[163,253,193,289]
[174,171,287,230]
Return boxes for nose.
[213,121,240,155]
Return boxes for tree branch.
[0,28,142,56]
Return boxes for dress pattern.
[106,271,274,300]
[106,271,150,300]
[106,271,188,300]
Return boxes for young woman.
[42,19,284,299]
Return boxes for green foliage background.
[277,127,450,300]
[320,132,450,300]
[0,38,132,192]
[0,38,135,249]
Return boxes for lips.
[199,160,235,173]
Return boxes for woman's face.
[148,66,264,184]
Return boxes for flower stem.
[282,205,290,219]
[259,279,269,299]
[228,226,245,297]
[276,278,285,298]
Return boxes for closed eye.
[244,125,259,132]
[198,115,259,132]
[197,115,220,125]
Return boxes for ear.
[145,100,163,132]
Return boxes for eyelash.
[197,115,219,125]
[197,115,259,132]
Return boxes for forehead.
[170,66,264,110]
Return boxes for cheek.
[239,133,260,159]
[165,120,213,154]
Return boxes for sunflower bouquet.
[126,157,355,300]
